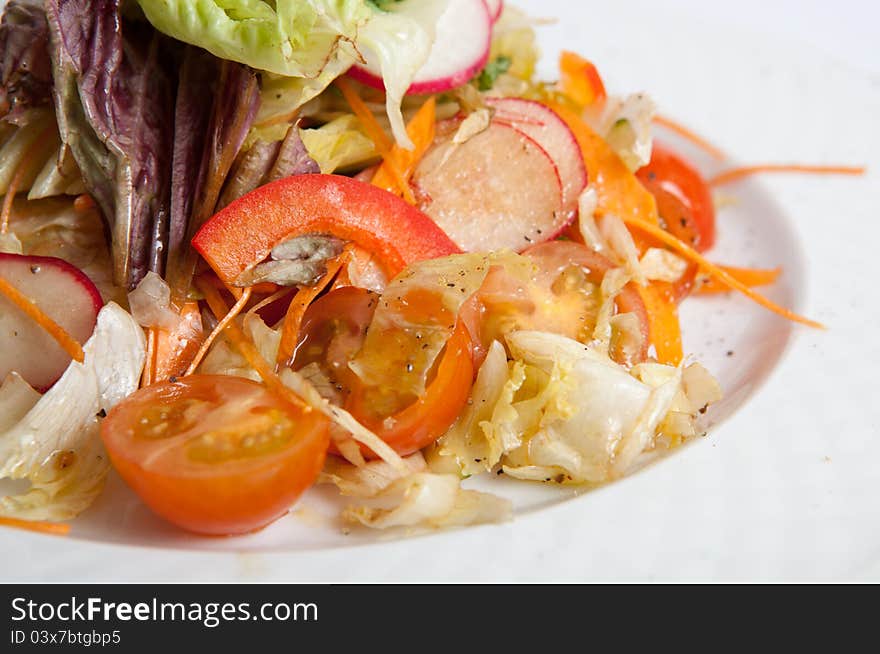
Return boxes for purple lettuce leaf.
[0,0,53,123]
[45,0,174,289]
[217,122,319,210]
[165,59,260,301]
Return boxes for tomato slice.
[522,241,650,365]
[294,286,474,458]
[294,286,379,406]
[346,321,474,457]
[101,375,330,535]
[636,143,716,251]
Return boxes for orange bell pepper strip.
[371,96,436,203]
[549,102,660,226]
[559,51,607,108]
[696,266,781,295]
[637,282,684,366]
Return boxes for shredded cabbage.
[300,115,378,174]
[342,472,511,530]
[319,452,427,497]
[439,340,523,476]
[592,93,658,172]
[577,186,607,254]
[0,303,145,521]
[640,248,688,283]
[437,330,719,486]
[127,271,179,330]
[599,213,647,286]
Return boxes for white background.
[2,0,879,582]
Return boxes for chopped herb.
[367,0,403,10]
[475,56,512,91]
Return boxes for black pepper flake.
[29,265,40,274]
[405,363,414,372]
[524,235,533,243]
[447,282,456,288]
[96,408,107,418]
[169,376,178,383]
[496,469,504,475]
[726,350,734,357]
[699,405,708,415]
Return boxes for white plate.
[2,0,879,580]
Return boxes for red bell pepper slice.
[192,174,460,284]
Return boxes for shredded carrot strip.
[335,78,414,202]
[0,276,85,362]
[550,102,660,225]
[276,250,351,367]
[709,164,866,187]
[335,78,394,151]
[197,278,309,410]
[696,266,781,295]
[141,327,157,387]
[184,286,252,376]
[0,124,56,234]
[0,516,70,536]
[653,115,726,161]
[637,283,684,366]
[371,96,436,204]
[622,216,824,328]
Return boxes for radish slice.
[487,98,588,221]
[349,0,492,96]
[484,0,503,23]
[0,253,103,391]
[412,121,565,252]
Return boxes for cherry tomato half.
[524,241,650,365]
[636,143,716,252]
[101,375,330,536]
[294,286,474,458]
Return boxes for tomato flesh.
[294,286,474,458]
[101,375,330,536]
[636,143,716,251]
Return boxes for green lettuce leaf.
[136,0,370,80]
[136,0,449,148]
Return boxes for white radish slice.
[349,0,492,96]
[487,97,588,221]
[0,253,103,391]
[484,0,503,23]
[412,121,565,252]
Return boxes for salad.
[0,0,857,537]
